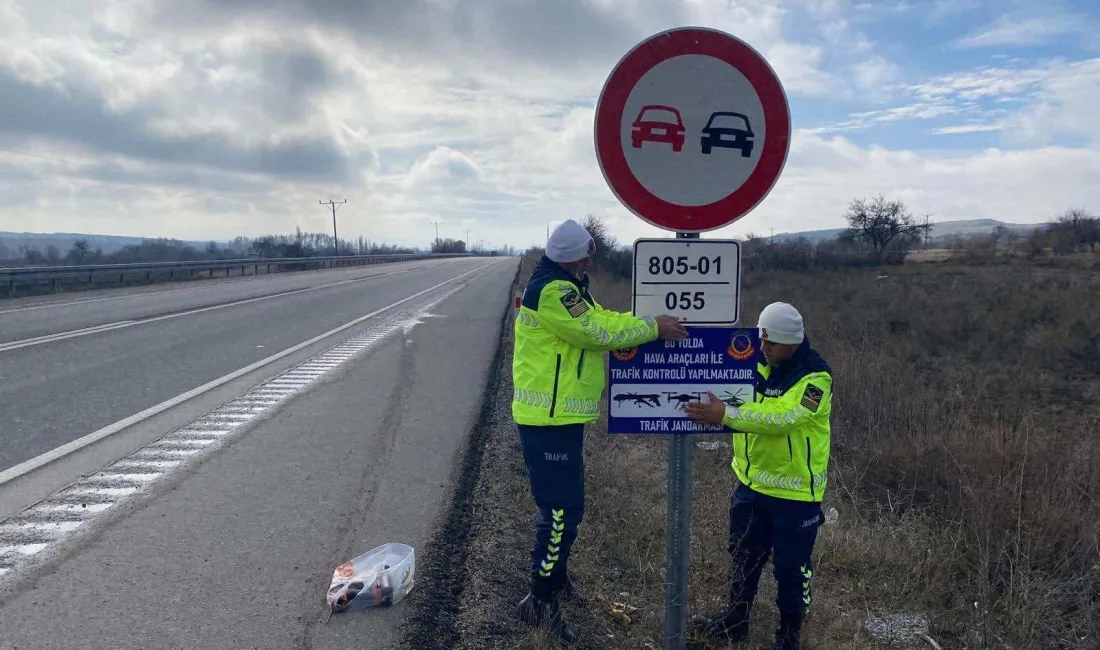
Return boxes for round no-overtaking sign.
[594,27,791,233]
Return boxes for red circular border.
[595,27,791,232]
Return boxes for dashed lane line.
[0,261,443,315]
[0,262,446,352]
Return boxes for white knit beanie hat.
[758,302,804,345]
[546,219,595,263]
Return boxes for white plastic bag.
[327,543,416,613]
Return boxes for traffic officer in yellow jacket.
[684,302,832,650]
[512,219,687,645]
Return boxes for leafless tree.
[841,194,931,262]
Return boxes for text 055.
[666,291,705,310]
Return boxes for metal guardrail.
[0,253,474,297]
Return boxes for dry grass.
[514,256,1100,650]
[907,249,954,263]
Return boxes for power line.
[430,220,443,245]
[319,199,346,255]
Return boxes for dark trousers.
[517,424,585,600]
[727,483,823,615]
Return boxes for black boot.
[516,592,580,647]
[561,573,583,603]
[689,602,750,643]
[772,610,803,650]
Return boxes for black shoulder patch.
[559,291,589,318]
[800,383,824,412]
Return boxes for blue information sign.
[607,326,759,434]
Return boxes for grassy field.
[481,252,1099,650]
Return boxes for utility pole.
[319,199,346,255]
[430,220,443,249]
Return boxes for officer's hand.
[684,392,726,425]
[655,315,688,340]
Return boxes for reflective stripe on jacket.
[512,256,658,426]
[722,338,833,503]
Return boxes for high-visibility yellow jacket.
[721,339,833,502]
[512,257,658,426]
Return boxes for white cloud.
[930,123,1004,135]
[808,58,1100,141]
[1003,59,1100,146]
[851,0,980,27]
[851,55,901,102]
[747,133,1100,238]
[956,14,1090,48]
[401,147,483,191]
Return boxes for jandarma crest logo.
[727,333,754,360]
[612,347,638,362]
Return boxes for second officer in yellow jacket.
[685,302,833,650]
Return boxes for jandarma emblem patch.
[801,384,823,412]
[727,333,755,360]
[559,291,589,318]
[611,347,638,362]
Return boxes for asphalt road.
[0,258,463,344]
[0,257,492,473]
[0,257,517,648]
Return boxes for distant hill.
[0,232,216,255]
[770,219,1044,244]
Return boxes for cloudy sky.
[0,0,1097,250]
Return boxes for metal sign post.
[593,26,791,650]
[665,230,697,647]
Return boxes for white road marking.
[0,321,138,349]
[2,521,85,535]
[108,460,181,471]
[0,544,49,556]
[62,487,141,498]
[31,503,114,515]
[150,439,217,448]
[0,276,359,353]
[85,473,162,484]
[131,447,200,458]
[0,261,461,352]
[0,261,437,315]
[0,260,505,580]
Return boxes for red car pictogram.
[631,104,685,152]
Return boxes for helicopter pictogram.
[717,387,751,407]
